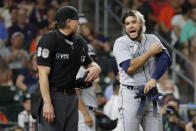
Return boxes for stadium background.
[0,0,196,130]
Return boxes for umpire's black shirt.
[37,29,92,89]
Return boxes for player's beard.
[128,26,143,41]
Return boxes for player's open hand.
[148,43,162,55]
[84,113,93,127]
[85,66,101,82]
[43,102,55,123]
[144,78,157,94]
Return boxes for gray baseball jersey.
[76,67,97,131]
[76,67,98,108]
[113,34,166,86]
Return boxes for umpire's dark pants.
[38,91,78,131]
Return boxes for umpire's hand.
[85,64,101,82]
[43,102,55,123]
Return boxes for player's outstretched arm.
[127,43,162,74]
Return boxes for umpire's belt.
[50,87,76,94]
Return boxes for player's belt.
[120,84,135,90]
[134,86,162,118]
[50,87,76,94]
[87,106,94,111]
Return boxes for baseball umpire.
[36,6,101,131]
[113,10,171,131]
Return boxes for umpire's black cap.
[55,6,84,22]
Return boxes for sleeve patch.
[37,47,42,57]
[42,48,50,58]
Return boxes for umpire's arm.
[38,65,55,123]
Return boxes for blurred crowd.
[0,0,196,131]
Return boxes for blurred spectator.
[17,0,35,18]
[79,23,111,54]
[185,115,196,131]
[29,35,42,54]
[80,23,115,82]
[9,6,17,26]
[12,126,24,131]
[162,93,175,106]
[104,81,120,120]
[180,7,196,48]
[49,0,60,9]
[157,71,180,99]
[188,0,196,7]
[0,56,13,86]
[46,6,56,26]
[29,20,49,53]
[170,2,191,47]
[104,73,119,101]
[18,94,36,131]
[96,91,106,111]
[29,0,47,26]
[0,32,28,70]
[0,0,15,28]
[80,23,96,44]
[108,0,125,16]
[162,98,186,131]
[182,33,196,82]
[149,0,169,18]
[59,0,71,7]
[79,16,88,25]
[0,20,8,42]
[158,0,182,42]
[0,111,8,123]
[8,8,36,51]
[190,34,196,62]
[103,81,120,131]
[16,52,38,94]
[131,0,156,33]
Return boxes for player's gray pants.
[78,108,96,131]
[38,92,78,131]
[117,85,163,131]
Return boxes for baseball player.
[76,44,98,131]
[113,10,171,131]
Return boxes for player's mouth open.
[130,30,136,36]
